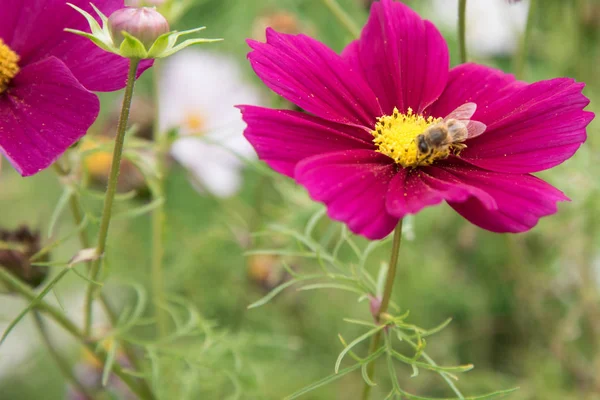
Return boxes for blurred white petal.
[158,49,264,197]
[171,137,244,198]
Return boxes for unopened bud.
[108,7,170,48]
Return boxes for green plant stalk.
[33,310,97,399]
[151,63,169,338]
[361,219,403,400]
[458,0,468,63]
[0,267,155,400]
[57,177,155,400]
[321,0,361,39]
[84,58,141,336]
[514,0,536,79]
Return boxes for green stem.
[321,0,361,39]
[514,0,536,79]
[33,310,97,399]
[84,58,141,336]
[458,0,468,63]
[0,268,154,400]
[53,163,155,400]
[151,62,169,338]
[361,220,403,400]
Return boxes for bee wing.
[465,120,487,139]
[444,102,477,121]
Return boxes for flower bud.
[108,7,170,49]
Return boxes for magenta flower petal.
[239,105,374,177]
[247,28,382,127]
[429,164,569,232]
[429,64,593,173]
[385,167,495,217]
[295,150,399,239]
[0,57,99,176]
[427,63,522,119]
[2,0,152,92]
[342,0,449,114]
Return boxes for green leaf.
[113,198,164,220]
[101,339,117,386]
[298,283,365,296]
[48,187,74,238]
[335,325,385,373]
[247,275,321,309]
[304,207,326,239]
[396,388,519,400]
[66,3,103,35]
[31,215,88,262]
[361,361,377,387]
[388,349,473,375]
[0,267,71,344]
[285,347,385,400]
[157,38,223,58]
[343,318,378,328]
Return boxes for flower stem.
[0,267,154,400]
[84,58,140,336]
[458,0,468,63]
[361,219,403,400]
[321,0,361,39]
[54,167,155,400]
[33,310,97,399]
[514,0,536,79]
[151,63,169,338]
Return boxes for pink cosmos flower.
[239,0,594,240]
[0,0,151,176]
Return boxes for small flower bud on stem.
[108,7,169,48]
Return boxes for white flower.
[158,50,263,198]
[429,0,529,57]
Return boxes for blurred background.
[1,0,599,399]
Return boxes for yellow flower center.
[372,107,443,168]
[0,39,20,94]
[184,112,205,132]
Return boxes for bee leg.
[453,143,467,156]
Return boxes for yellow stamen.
[184,112,205,132]
[0,39,20,94]
[371,107,442,168]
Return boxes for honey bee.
[415,102,487,165]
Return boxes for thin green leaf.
[361,361,377,387]
[81,188,137,201]
[298,283,365,296]
[31,215,88,262]
[101,339,117,386]
[285,347,385,400]
[112,283,148,335]
[0,268,71,344]
[385,333,402,392]
[338,334,363,362]
[407,318,453,339]
[396,387,519,400]
[335,326,385,373]
[389,349,472,375]
[113,198,164,220]
[247,275,321,309]
[71,267,103,286]
[343,318,378,328]
[304,207,326,239]
[48,187,74,238]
